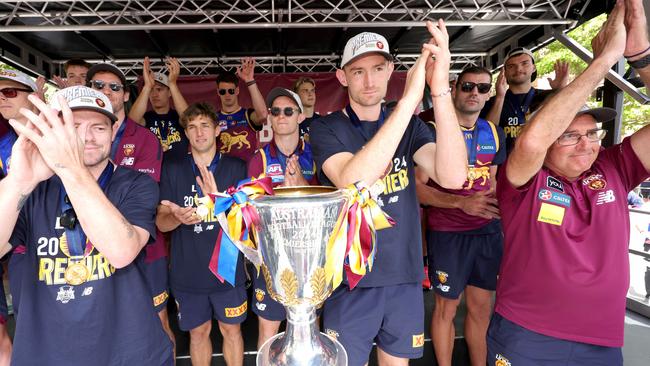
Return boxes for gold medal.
[64,262,90,286]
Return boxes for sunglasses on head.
[218,88,236,95]
[269,107,300,117]
[88,80,124,92]
[0,87,32,99]
[460,82,491,94]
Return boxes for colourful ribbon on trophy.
[207,177,274,285]
[325,182,395,290]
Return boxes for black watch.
[628,53,650,69]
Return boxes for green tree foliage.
[533,14,650,136]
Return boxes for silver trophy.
[252,186,349,366]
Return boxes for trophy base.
[257,331,347,366]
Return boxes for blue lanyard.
[505,88,536,124]
[59,162,114,256]
[345,104,386,142]
[463,125,480,166]
[110,119,128,160]
[0,130,17,177]
[189,153,220,197]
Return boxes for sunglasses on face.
[556,128,607,146]
[459,82,491,94]
[88,80,124,92]
[269,107,300,117]
[218,88,236,95]
[0,87,32,99]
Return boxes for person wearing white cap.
[310,20,468,366]
[0,85,173,365]
[0,69,38,153]
[129,56,190,157]
[482,47,569,154]
[489,1,650,364]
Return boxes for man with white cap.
[86,62,175,347]
[482,48,569,154]
[489,1,650,364]
[129,57,190,158]
[0,85,173,365]
[310,20,468,366]
[248,87,319,349]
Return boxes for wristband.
[628,53,650,70]
[431,87,452,98]
[246,80,257,87]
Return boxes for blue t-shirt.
[8,167,172,366]
[310,109,435,288]
[480,88,552,154]
[0,129,17,178]
[160,153,248,293]
[143,109,189,159]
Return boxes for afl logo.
[538,189,552,201]
[95,98,105,108]
[376,41,384,50]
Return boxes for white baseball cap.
[49,86,117,122]
[341,32,392,68]
[266,87,304,112]
[0,69,37,91]
[153,72,169,87]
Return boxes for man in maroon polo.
[489,1,650,364]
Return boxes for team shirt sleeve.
[412,116,436,156]
[310,116,354,173]
[493,125,507,166]
[141,133,163,182]
[159,159,174,203]
[247,150,264,178]
[246,108,264,132]
[120,173,160,244]
[600,137,650,191]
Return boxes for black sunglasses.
[460,82,491,94]
[269,107,300,117]
[60,195,78,230]
[88,80,124,92]
[0,87,32,99]
[218,88,236,95]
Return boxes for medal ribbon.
[325,182,395,289]
[207,176,274,285]
[59,162,114,256]
[345,104,386,142]
[110,119,128,160]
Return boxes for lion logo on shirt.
[219,131,251,153]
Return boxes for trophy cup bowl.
[253,186,348,366]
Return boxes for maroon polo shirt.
[112,118,166,262]
[496,137,649,347]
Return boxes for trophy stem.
[257,304,347,365]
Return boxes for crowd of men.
[0,0,648,365]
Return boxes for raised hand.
[423,19,452,96]
[35,76,47,101]
[494,68,508,96]
[236,57,256,83]
[591,0,627,65]
[166,57,181,84]
[10,94,85,177]
[5,124,54,187]
[53,75,69,89]
[196,163,219,195]
[160,200,202,225]
[548,60,570,89]
[142,57,156,90]
[623,0,649,59]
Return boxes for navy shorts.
[173,286,248,331]
[252,271,286,321]
[323,283,424,366]
[144,256,170,313]
[428,229,502,299]
[487,313,623,366]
